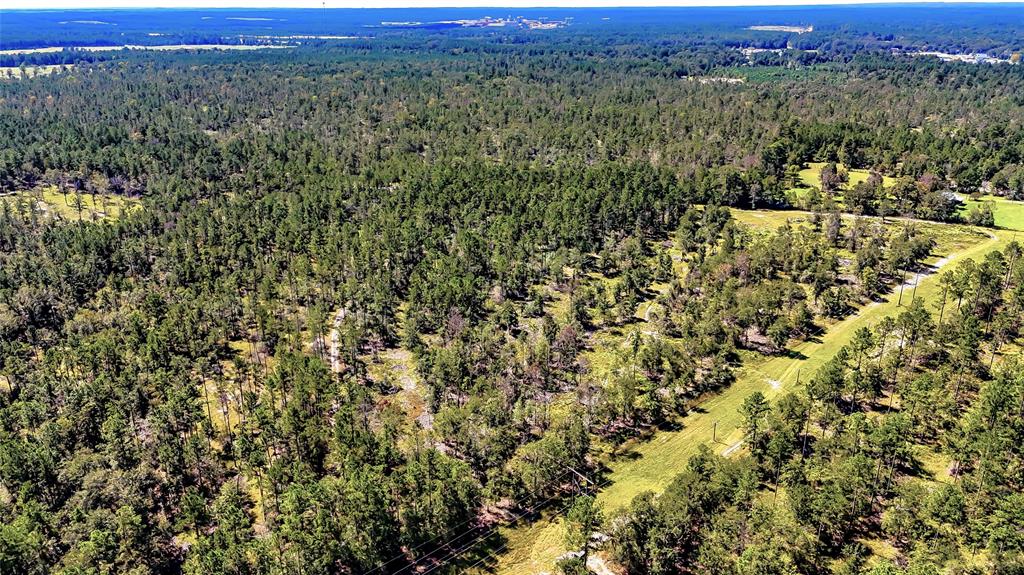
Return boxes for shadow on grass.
[456,551,501,574]
[782,348,809,361]
[655,419,683,432]
[417,527,508,575]
[605,417,689,463]
[900,453,931,481]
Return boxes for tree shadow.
[901,453,931,481]
[782,348,809,360]
[655,418,683,432]
[411,526,508,575]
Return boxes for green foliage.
[563,494,603,563]
[1,21,1024,575]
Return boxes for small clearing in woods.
[1,186,140,220]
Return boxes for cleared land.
[598,227,999,509]
[0,65,73,79]
[788,161,896,198]
[485,210,1013,575]
[0,44,293,55]
[790,165,1024,233]
[1,186,140,221]
[747,25,814,34]
[961,194,1024,230]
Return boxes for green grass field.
[961,195,1024,231]
[789,167,1024,235]
[487,216,1009,575]
[731,208,989,265]
[782,161,897,207]
[1,186,140,221]
[599,223,1002,508]
[798,162,894,189]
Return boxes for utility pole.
[1005,233,1018,290]
[897,267,907,306]
[772,455,783,507]
[563,464,592,494]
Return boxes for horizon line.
[7,0,1024,11]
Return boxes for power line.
[399,482,579,575]
[382,330,741,574]
[364,470,573,572]
[403,359,759,575]
[370,470,572,575]
[426,500,574,575]
[424,475,616,575]
[425,470,614,572]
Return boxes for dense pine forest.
[2,8,1024,575]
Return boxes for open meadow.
[1,186,139,221]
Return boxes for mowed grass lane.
[488,218,1012,575]
[599,223,1007,508]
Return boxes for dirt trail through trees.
[329,307,347,372]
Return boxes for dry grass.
[2,186,140,221]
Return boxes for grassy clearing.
[914,445,956,485]
[730,208,811,229]
[364,346,426,426]
[544,286,572,325]
[2,186,140,221]
[200,375,243,438]
[582,246,687,383]
[788,167,1024,235]
[598,224,1004,510]
[797,162,885,189]
[479,509,570,575]
[0,65,74,79]
[787,162,896,202]
[202,339,271,440]
[714,65,843,83]
[731,208,987,267]
[490,217,1008,575]
[961,195,1024,231]
[195,337,276,464]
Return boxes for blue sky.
[8,0,1022,9]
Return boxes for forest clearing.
[1,186,140,221]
